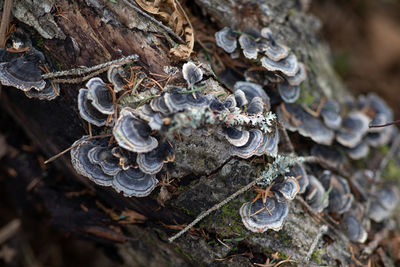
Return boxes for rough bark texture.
[0,0,392,266]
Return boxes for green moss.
[296,87,315,107]
[174,247,193,262]
[332,51,351,77]
[36,38,44,49]
[310,248,325,264]
[379,145,390,155]
[278,251,289,260]
[275,229,292,247]
[383,159,400,182]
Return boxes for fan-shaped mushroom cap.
[87,146,121,176]
[113,108,158,153]
[164,89,189,112]
[234,89,248,107]
[112,167,158,197]
[360,93,393,133]
[255,127,279,156]
[0,57,46,91]
[346,142,369,160]
[209,98,228,112]
[78,89,109,126]
[368,186,399,222]
[135,104,156,122]
[25,80,60,100]
[182,62,203,88]
[336,111,370,148]
[261,54,299,76]
[240,197,289,232]
[321,99,342,130]
[137,142,174,175]
[233,81,269,106]
[277,82,300,103]
[215,27,238,53]
[342,214,367,243]
[286,163,309,194]
[150,94,170,115]
[223,127,250,147]
[148,112,164,131]
[246,97,264,115]
[258,40,290,62]
[273,176,300,201]
[185,92,209,108]
[239,34,258,59]
[230,129,264,159]
[276,103,334,145]
[70,137,113,186]
[260,27,273,39]
[223,95,237,111]
[365,126,394,147]
[320,170,353,214]
[86,77,114,115]
[311,144,346,169]
[303,175,329,213]
[107,65,126,92]
[285,63,307,86]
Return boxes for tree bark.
[0,0,389,266]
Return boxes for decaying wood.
[1,0,394,266]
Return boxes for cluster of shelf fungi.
[1,25,399,249]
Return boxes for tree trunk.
[0,0,395,266]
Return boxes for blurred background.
[0,0,399,266]
[311,0,400,118]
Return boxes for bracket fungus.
[261,54,299,77]
[342,213,368,243]
[86,77,115,115]
[233,81,269,107]
[112,168,158,198]
[336,111,370,148]
[0,56,46,91]
[238,34,258,60]
[182,62,203,88]
[113,108,158,153]
[230,129,264,159]
[215,27,238,53]
[240,197,289,233]
[303,175,329,213]
[368,187,399,222]
[272,176,300,201]
[277,82,300,103]
[78,89,110,127]
[320,171,353,215]
[320,99,342,130]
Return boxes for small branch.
[0,0,13,48]
[42,54,138,79]
[44,134,111,164]
[369,120,400,128]
[305,225,328,261]
[120,0,185,44]
[168,175,262,242]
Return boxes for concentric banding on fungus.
[223,95,237,111]
[107,65,126,92]
[182,62,203,88]
[86,77,114,115]
[285,63,306,86]
[321,99,342,130]
[233,81,269,107]
[336,111,370,148]
[261,53,299,77]
[346,142,370,160]
[246,97,264,115]
[78,88,109,126]
[273,176,300,201]
[164,89,189,112]
[342,213,368,243]
[223,127,250,147]
[230,129,264,159]
[240,197,289,232]
[238,34,258,60]
[286,163,309,194]
[112,167,158,197]
[215,27,238,53]
[255,127,279,157]
[185,92,209,108]
[150,94,170,115]
[113,108,158,153]
[310,144,347,169]
[25,80,60,100]
[70,136,114,186]
[137,142,174,175]
[0,57,46,91]
[277,82,300,103]
[303,175,329,213]
[87,146,121,176]
[320,170,353,214]
[234,89,248,107]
